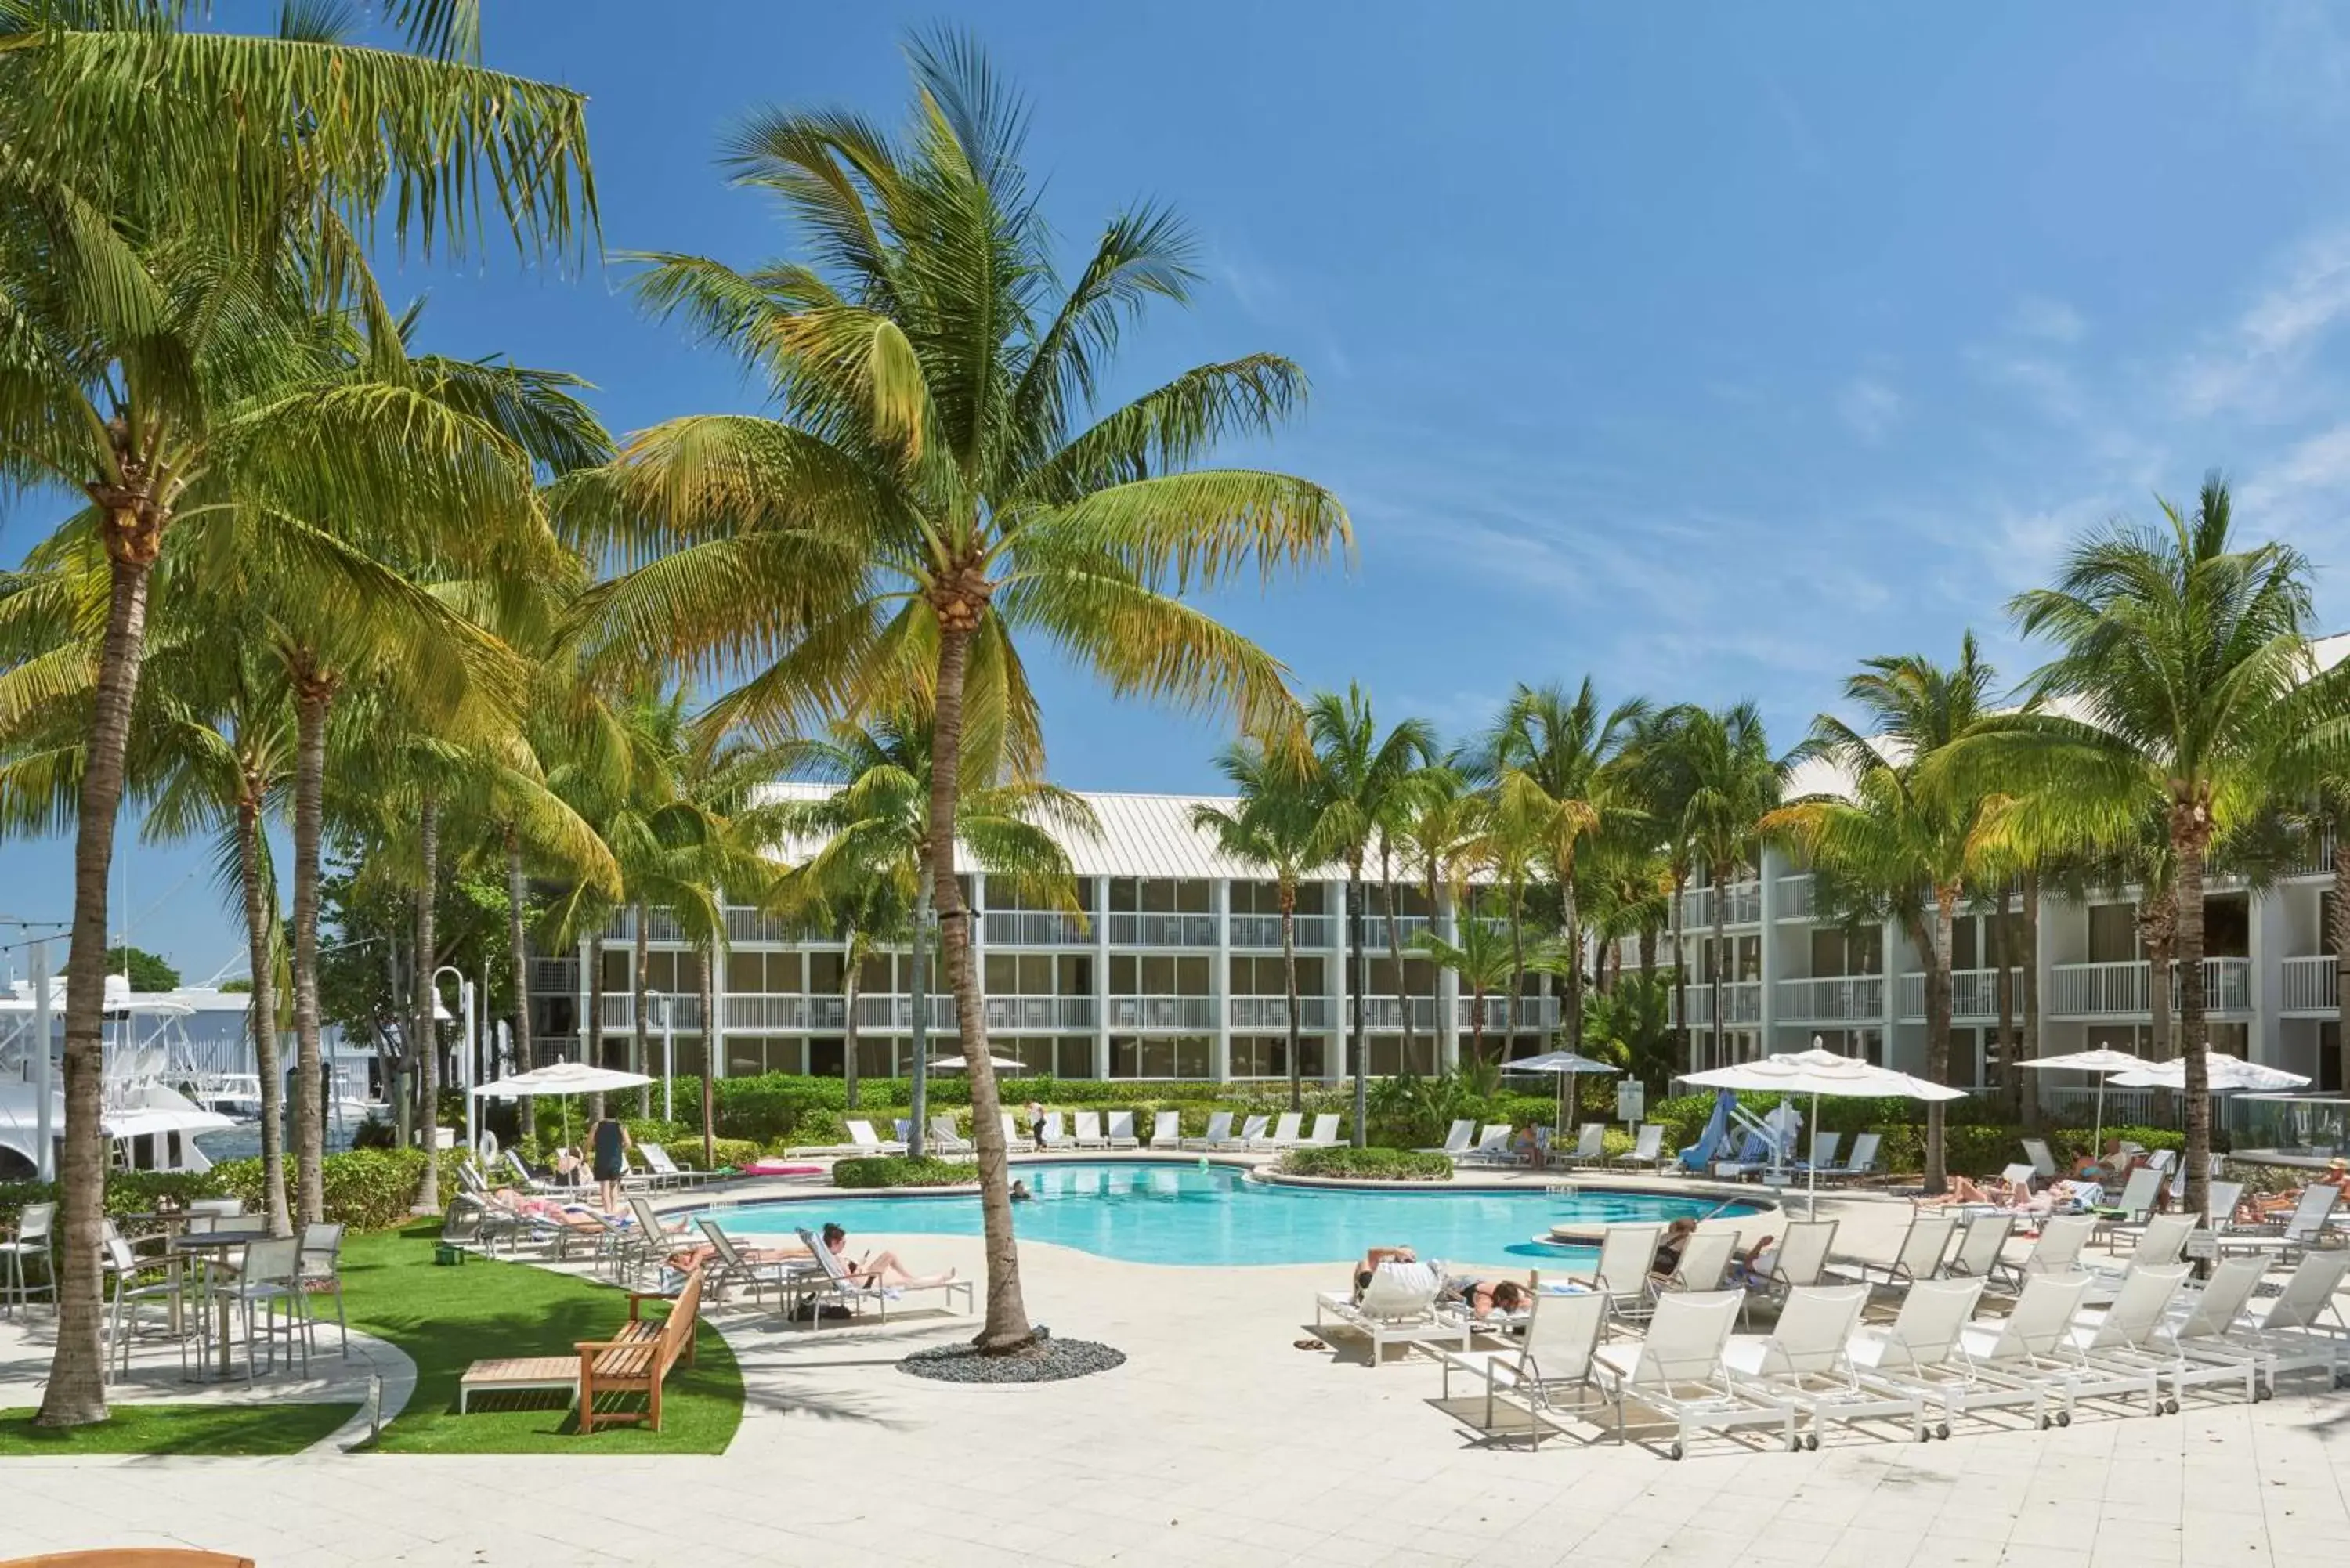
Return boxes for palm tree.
[0,7,593,1425]
[1191,735,1322,1111]
[566,34,1343,1352]
[1395,767,1488,1071]
[1303,686,1437,1145]
[1942,477,2344,1220]
[1765,637,2005,1193]
[1655,703,1777,1072]
[1408,905,1562,1068]
[1617,710,1703,1068]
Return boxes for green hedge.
[0,1171,219,1237]
[1277,1147,1455,1181]
[208,1148,473,1234]
[833,1156,979,1189]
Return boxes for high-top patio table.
[166,1226,266,1381]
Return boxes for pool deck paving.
[4,1172,2348,1566]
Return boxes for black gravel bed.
[898,1337,1126,1383]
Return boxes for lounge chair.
[2030,1262,2190,1417]
[1586,1223,1663,1325]
[1724,1283,1922,1447]
[927,1115,974,1155]
[2218,1184,2340,1263]
[1312,1259,1473,1369]
[1830,1211,1956,1292]
[1653,1230,1739,1301]
[1561,1123,1606,1165]
[2020,1137,2058,1183]
[1184,1111,1235,1151]
[1593,1291,1798,1458]
[1751,1219,1838,1300]
[1104,1111,1140,1149]
[1820,1132,1882,1184]
[694,1217,821,1308]
[1462,1124,1514,1166]
[2203,1179,2244,1234]
[1991,1213,2095,1295]
[2092,1166,2164,1244]
[1846,1277,1990,1440]
[1039,1111,1073,1150]
[640,1144,717,1187]
[844,1120,906,1157]
[1435,1285,1609,1449]
[1423,1118,1477,1157]
[2210,1251,2350,1393]
[1071,1111,1108,1150]
[2099,1212,2196,1280]
[1301,1113,1342,1147]
[1148,1111,1183,1149]
[1792,1131,1843,1177]
[2128,1255,2269,1407]
[1252,1111,1303,1151]
[998,1111,1021,1147]
[1226,1115,1270,1150]
[1952,1270,2101,1427]
[1612,1125,1666,1171]
[1941,1213,2014,1283]
[792,1226,974,1328]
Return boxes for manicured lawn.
[0,1402,356,1455]
[340,1222,743,1454]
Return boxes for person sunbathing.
[1444,1275,1535,1319]
[1731,1234,1780,1287]
[1918,1174,2025,1209]
[1649,1218,1699,1284]
[665,1232,812,1274]
[2243,1160,2350,1219]
[821,1222,956,1288]
[488,1187,608,1236]
[1351,1246,1419,1302]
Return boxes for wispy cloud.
[2175,229,2350,417]
[1836,374,1903,442]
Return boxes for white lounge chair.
[2021,1137,2058,1183]
[1953,1271,2099,1428]
[1227,1115,1270,1150]
[1072,1111,1108,1150]
[2218,1184,2340,1263]
[1586,1223,1663,1326]
[1831,1211,1956,1292]
[1612,1125,1666,1171]
[792,1226,974,1328]
[1562,1123,1605,1165]
[1436,1286,1609,1449]
[2131,1255,2269,1407]
[1725,1283,1922,1447]
[1253,1111,1303,1150]
[1751,1219,1839,1300]
[1821,1132,1882,1183]
[2099,1212,2196,1281]
[844,1120,906,1157]
[1301,1113,1342,1147]
[1793,1131,1843,1176]
[2093,1166,2164,1243]
[998,1111,1020,1147]
[1313,1259,1472,1369]
[2035,1262,2190,1417]
[639,1143,717,1187]
[1991,1213,2095,1294]
[1463,1123,1514,1165]
[1942,1213,2014,1283]
[1593,1291,1797,1458]
[2203,1179,2244,1234]
[1039,1111,1073,1150]
[927,1115,974,1155]
[1184,1111,1234,1151]
[1653,1230,1739,1302]
[695,1217,822,1308]
[1148,1111,1183,1150]
[1104,1111,1140,1150]
[1423,1118,1477,1156]
[2211,1251,2350,1393]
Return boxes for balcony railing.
[1106,912,1219,948]
[1228,914,1337,950]
[2290,828,2337,879]
[1360,915,1433,950]
[724,907,808,944]
[529,958,577,994]
[2282,956,2340,1016]
[1459,995,1562,1031]
[2048,958,2254,1019]
[1230,995,1335,1030]
[1350,996,1439,1031]
[1896,969,2012,1023]
[598,994,703,1031]
[852,995,957,1030]
[1777,974,1884,1023]
[981,910,1093,946]
[1774,875,1814,922]
[1679,882,1762,929]
[982,995,1097,1031]
[605,909,685,944]
[1670,980,1762,1027]
[1107,995,1217,1031]
[723,994,844,1031]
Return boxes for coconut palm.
[1765,637,2005,1194]
[1191,735,1322,1111]
[1615,709,1703,1066]
[1648,703,1776,1072]
[564,34,1344,1350]
[1408,903,1564,1068]
[1940,477,2348,1219]
[1301,686,1437,1146]
[0,7,593,1425]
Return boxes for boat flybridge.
[0,975,237,1178]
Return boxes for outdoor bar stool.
[1,1201,56,1316]
[298,1222,349,1358]
[205,1235,309,1382]
[101,1230,190,1383]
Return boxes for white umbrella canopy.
[1504,1051,1622,1136]
[1683,1047,1968,1209]
[928,1054,1026,1073]
[2107,1052,2311,1093]
[2019,1048,2153,1150]
[472,1060,653,1098]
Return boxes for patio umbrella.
[927,1053,1027,1074]
[472,1059,654,1147]
[1682,1046,1968,1212]
[2106,1051,2310,1093]
[2019,1048,2152,1154]
[1504,1050,1622,1137]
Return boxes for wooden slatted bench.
[576,1266,703,1433]
[458,1356,581,1414]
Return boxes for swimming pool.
[708,1161,1764,1268]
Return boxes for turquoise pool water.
[710,1161,1762,1268]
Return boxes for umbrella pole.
[1808,1092,1820,1217]
[2093,1077,2105,1158]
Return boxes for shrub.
[0,1171,222,1237]
[210,1147,472,1233]
[833,1156,978,1189]
[1276,1147,1454,1181]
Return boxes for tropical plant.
[1654,702,1777,1074]
[1408,901,1564,1068]
[564,34,1345,1350]
[1190,735,1323,1111]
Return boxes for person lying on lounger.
[1730,1234,1780,1287]
[1350,1246,1419,1302]
[1649,1218,1699,1284]
[1918,1173,2027,1209]
[1441,1275,1535,1319]
[487,1187,608,1236]
[2243,1159,2350,1219]
[820,1223,956,1288]
[664,1232,812,1274]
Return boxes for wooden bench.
[458,1356,581,1414]
[576,1266,703,1433]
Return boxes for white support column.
[1093,874,1112,1082]
[1435,884,1460,1073]
[2250,884,2286,1068]
[575,933,592,1064]
[1327,879,1348,1086]
[1757,847,1781,1053]
[710,902,728,1081]
[1212,879,1232,1082]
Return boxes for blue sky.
[12,2,2350,977]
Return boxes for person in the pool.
[1010,1179,1034,1203]
[821,1222,956,1288]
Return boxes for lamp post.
[432,966,475,1159]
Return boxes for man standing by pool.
[591,1111,631,1212]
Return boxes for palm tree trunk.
[1991,900,2017,1121]
[587,930,606,1126]
[929,619,1032,1353]
[908,873,933,1161]
[631,905,651,1118]
[290,674,333,1227]
[2021,870,2043,1132]
[2173,810,2214,1222]
[504,827,534,1141]
[1280,875,1302,1114]
[699,938,718,1169]
[1639,922,1657,989]
[2333,832,2350,1093]
[2144,891,2176,1127]
[1561,874,1585,1050]
[1710,863,1730,1070]
[1470,984,1487,1066]
[842,955,862,1113]
[38,540,156,1428]
[1923,891,1956,1197]
[414,793,441,1213]
[1506,873,1526,1060]
[1347,858,1368,1148]
[1379,845,1416,1072]
[237,791,290,1237]
[1669,866,1690,1071]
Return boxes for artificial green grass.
[0,1402,356,1455]
[339,1222,743,1454]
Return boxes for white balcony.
[598,994,703,1031]
[853,995,958,1030]
[2282,956,2340,1017]
[1774,875,1814,923]
[2048,958,2253,1020]
[1359,915,1433,950]
[1106,912,1219,948]
[723,994,844,1031]
[2290,828,2337,880]
[1108,995,1217,1031]
[1230,995,1335,1030]
[1896,969,2012,1023]
[1679,881,1762,930]
[529,958,577,994]
[606,909,685,943]
[1350,996,1439,1031]
[1777,974,1885,1023]
[1671,980,1762,1027]
[1228,914,1337,950]
[982,995,1097,1031]
[1459,995,1561,1031]
[981,911,1092,946]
